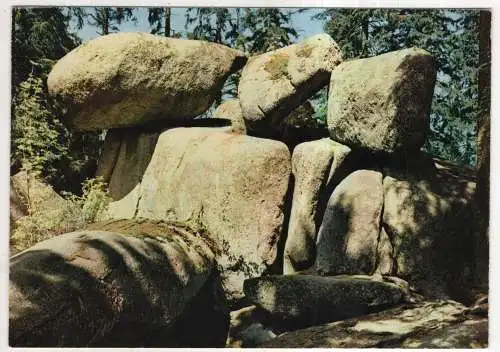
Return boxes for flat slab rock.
[243,274,405,328]
[260,300,485,348]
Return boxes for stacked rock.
[11,30,482,348]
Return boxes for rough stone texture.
[226,305,276,347]
[284,138,352,274]
[47,32,247,131]
[213,99,247,134]
[375,227,395,275]
[238,34,342,135]
[104,127,291,300]
[244,275,404,328]
[327,47,436,153]
[10,179,29,224]
[315,169,384,275]
[9,221,229,347]
[399,318,488,348]
[382,157,477,298]
[11,171,68,215]
[260,300,480,348]
[97,128,160,219]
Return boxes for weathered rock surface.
[284,138,352,274]
[382,158,477,298]
[10,179,28,224]
[9,221,228,347]
[105,127,291,300]
[213,99,247,134]
[11,171,68,215]
[96,128,160,218]
[10,171,71,253]
[239,34,342,134]
[328,47,436,153]
[47,32,247,131]
[226,305,276,347]
[260,299,484,348]
[244,275,405,328]
[315,169,384,275]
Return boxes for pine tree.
[11,7,102,193]
[241,8,298,53]
[85,7,136,35]
[148,8,171,37]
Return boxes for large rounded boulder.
[327,47,436,154]
[9,220,229,347]
[238,34,342,135]
[47,32,247,131]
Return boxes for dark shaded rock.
[260,300,472,348]
[243,274,404,329]
[382,157,477,299]
[9,221,228,347]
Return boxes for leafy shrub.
[10,176,111,254]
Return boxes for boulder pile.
[10,31,486,347]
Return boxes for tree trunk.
[102,8,109,35]
[164,8,171,37]
[475,9,490,289]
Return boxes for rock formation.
[327,47,436,153]
[10,32,487,348]
[48,32,247,130]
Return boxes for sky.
[74,8,326,43]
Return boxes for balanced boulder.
[284,138,352,274]
[315,169,384,275]
[327,47,436,153]
[47,32,247,131]
[238,34,342,135]
[9,220,228,347]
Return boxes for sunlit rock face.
[239,34,342,136]
[327,47,436,154]
[48,32,247,131]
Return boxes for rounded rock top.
[47,32,247,131]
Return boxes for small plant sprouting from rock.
[11,176,111,253]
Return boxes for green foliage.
[12,74,69,179]
[11,8,102,193]
[11,177,111,253]
[316,9,480,165]
[148,8,173,37]
[85,7,137,35]
[12,7,80,94]
[240,8,298,53]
